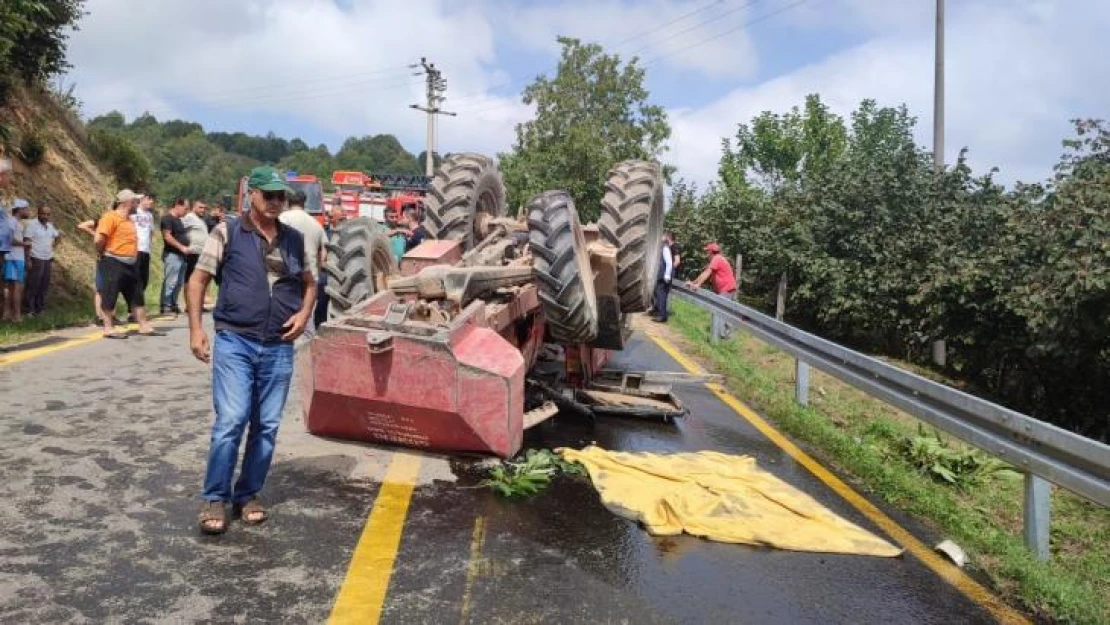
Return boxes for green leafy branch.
[481,449,587,499]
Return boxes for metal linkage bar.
[673,285,1110,509]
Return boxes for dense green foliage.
[85,111,424,203]
[0,0,84,86]
[499,37,672,219]
[667,94,1109,440]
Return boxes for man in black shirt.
[402,206,427,252]
[160,198,190,315]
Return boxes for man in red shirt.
[687,242,737,295]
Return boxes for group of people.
[650,231,737,323]
[0,158,65,323]
[75,192,227,338]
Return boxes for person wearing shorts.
[95,190,161,338]
[3,200,30,322]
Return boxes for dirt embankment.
[1,85,116,309]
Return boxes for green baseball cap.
[247,166,291,192]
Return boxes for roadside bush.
[18,128,45,165]
[89,128,151,189]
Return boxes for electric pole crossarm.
[410,57,457,176]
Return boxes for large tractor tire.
[324,217,398,319]
[598,160,665,313]
[527,190,598,345]
[424,153,507,250]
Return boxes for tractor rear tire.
[598,160,665,313]
[424,153,506,250]
[527,190,598,345]
[324,217,398,319]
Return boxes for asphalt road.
[0,317,1014,624]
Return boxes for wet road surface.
[383,335,1000,624]
[0,318,1008,623]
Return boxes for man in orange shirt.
[95,189,161,338]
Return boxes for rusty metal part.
[387,265,535,308]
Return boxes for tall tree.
[498,37,671,220]
[0,0,85,82]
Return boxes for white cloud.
[669,0,1110,188]
[65,0,1110,193]
[68,0,521,157]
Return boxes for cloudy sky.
[64,0,1108,188]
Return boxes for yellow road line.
[458,515,487,625]
[0,315,177,367]
[328,452,423,625]
[0,329,104,366]
[647,333,1030,625]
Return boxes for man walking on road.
[23,205,61,315]
[188,166,315,535]
[160,198,190,316]
[96,190,160,338]
[650,231,675,323]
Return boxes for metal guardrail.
[672,284,1110,560]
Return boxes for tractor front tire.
[527,190,598,345]
[424,153,506,250]
[598,160,665,313]
[324,217,397,319]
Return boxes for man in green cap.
[186,165,317,535]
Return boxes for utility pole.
[931,0,947,367]
[409,57,456,176]
[933,0,945,172]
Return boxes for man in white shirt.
[181,200,210,284]
[130,193,156,295]
[3,199,31,322]
[279,189,326,333]
[650,231,675,323]
[23,205,61,315]
[279,189,326,281]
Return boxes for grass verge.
[666,300,1109,624]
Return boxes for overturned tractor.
[300,153,683,457]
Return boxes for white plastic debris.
[935,539,968,568]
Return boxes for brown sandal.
[198,501,228,535]
[233,498,268,525]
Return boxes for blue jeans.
[161,253,187,312]
[202,331,294,504]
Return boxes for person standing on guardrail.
[650,231,675,323]
[687,242,737,296]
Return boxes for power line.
[641,0,811,69]
[628,0,764,57]
[609,0,727,49]
[452,0,803,117]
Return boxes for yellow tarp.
[558,446,903,558]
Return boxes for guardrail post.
[795,359,810,406]
[709,312,724,345]
[1023,473,1051,560]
